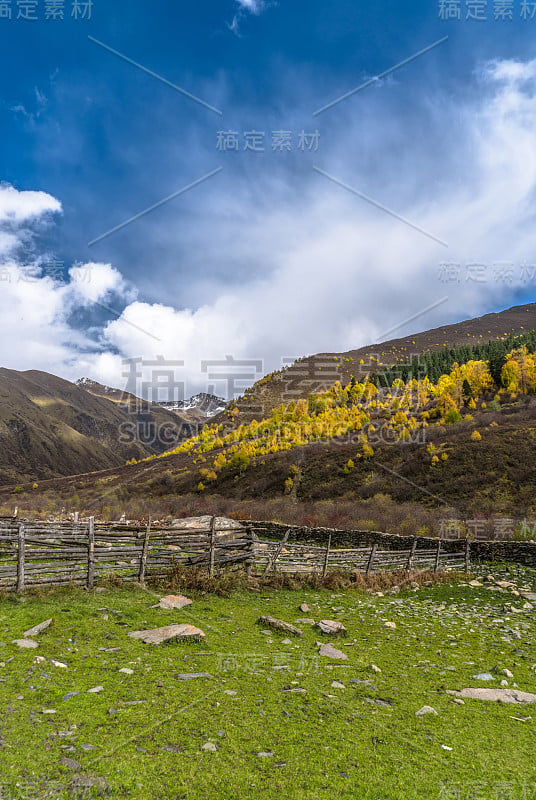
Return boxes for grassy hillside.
[3,303,536,528]
[0,370,188,485]
[3,357,536,530]
[215,303,536,426]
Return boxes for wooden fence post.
[87,516,95,589]
[406,537,418,570]
[13,506,18,519]
[465,538,471,572]
[322,533,332,579]
[265,529,290,574]
[434,539,441,572]
[209,515,216,578]
[139,517,151,585]
[17,524,25,593]
[74,511,79,524]
[246,526,256,576]
[366,543,377,575]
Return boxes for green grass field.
[0,564,535,800]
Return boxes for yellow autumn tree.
[461,360,494,398]
[501,347,536,393]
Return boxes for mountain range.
[0,371,226,485]
[1,302,536,524]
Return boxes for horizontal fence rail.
[251,530,469,575]
[0,517,253,592]
[0,517,470,593]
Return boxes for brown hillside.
[0,369,187,485]
[215,303,536,425]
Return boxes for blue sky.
[1,0,536,398]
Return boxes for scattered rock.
[70,776,108,794]
[41,709,57,714]
[23,619,52,638]
[472,673,495,681]
[318,644,348,660]
[128,624,205,645]
[202,742,217,752]
[501,680,509,687]
[502,668,514,678]
[174,673,213,680]
[315,620,347,637]
[362,697,394,708]
[50,660,68,669]
[12,639,38,649]
[384,622,397,630]
[223,690,237,696]
[258,617,302,637]
[447,688,536,704]
[154,595,193,611]
[62,692,80,701]
[119,668,134,675]
[371,664,382,674]
[299,603,310,613]
[294,618,315,625]
[452,698,465,705]
[331,681,346,689]
[416,706,438,716]
[32,656,46,664]
[469,580,483,587]
[257,751,274,758]
[161,744,182,753]
[87,686,104,694]
[59,757,80,771]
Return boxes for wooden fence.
[0,517,470,593]
[0,516,253,592]
[252,530,470,576]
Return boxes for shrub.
[471,430,482,441]
[444,409,463,425]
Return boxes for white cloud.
[0,183,61,224]
[484,58,536,85]
[235,0,266,12]
[2,58,536,400]
[0,187,132,375]
[229,0,269,34]
[68,262,137,306]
